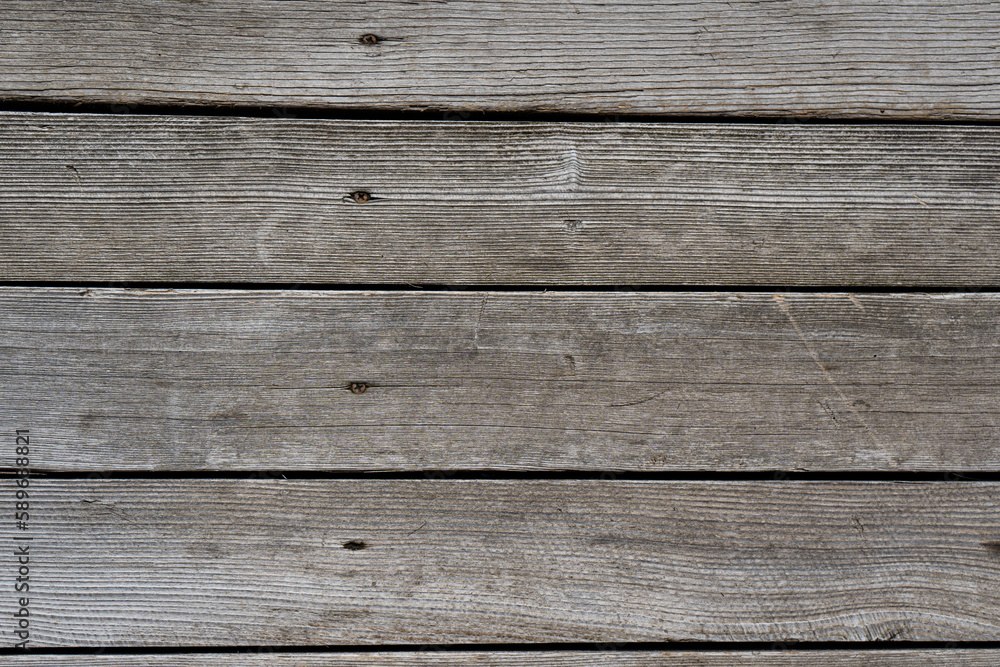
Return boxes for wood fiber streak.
[6,651,1000,665]
[8,480,1000,645]
[3,289,999,471]
[1,114,999,285]
[1,1,998,118]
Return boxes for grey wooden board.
[1,1,999,119]
[2,114,1000,285]
[7,480,1000,645]
[5,288,999,472]
[6,651,1000,666]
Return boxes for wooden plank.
[6,651,1000,665]
[4,288,999,471]
[1,1,998,119]
[2,114,1000,286]
[7,480,1000,645]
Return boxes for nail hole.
[343,540,368,550]
[350,191,371,204]
[359,34,379,45]
[350,382,368,394]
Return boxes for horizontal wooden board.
[6,480,1000,645]
[1,1,998,119]
[2,114,1000,285]
[6,651,1000,665]
[4,289,999,471]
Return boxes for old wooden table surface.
[1,0,999,664]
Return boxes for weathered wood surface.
[2,114,1000,285]
[4,289,999,471]
[8,480,1000,645]
[7,651,1000,665]
[1,1,998,119]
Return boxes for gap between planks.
[4,650,1000,665]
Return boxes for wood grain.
[4,288,999,471]
[2,113,1000,285]
[6,651,1000,665]
[7,480,1000,645]
[1,1,998,119]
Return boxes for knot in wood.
[350,382,368,394]
[342,540,368,550]
[359,34,379,45]
[350,190,371,204]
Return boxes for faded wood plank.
[2,114,1000,285]
[7,651,1000,665]
[8,480,1000,645]
[4,289,999,471]
[1,1,998,119]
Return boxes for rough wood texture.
[2,113,1000,285]
[6,651,1000,665]
[4,288,999,471]
[8,480,1000,645]
[1,1,998,119]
